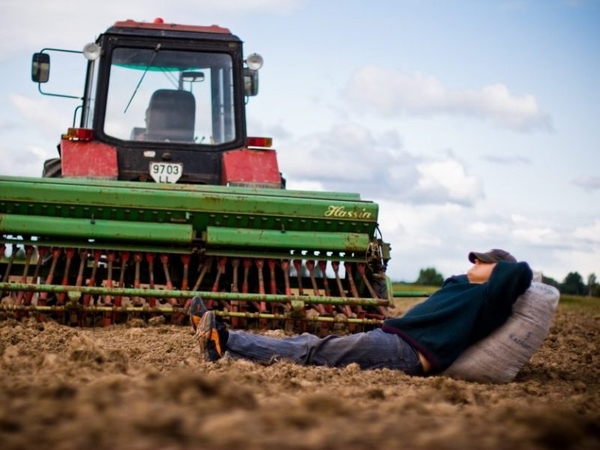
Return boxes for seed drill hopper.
[0,19,395,333]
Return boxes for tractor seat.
[145,89,196,142]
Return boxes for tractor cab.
[31,19,278,186]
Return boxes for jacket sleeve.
[481,261,533,317]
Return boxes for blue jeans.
[226,328,424,375]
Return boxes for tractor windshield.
[104,47,235,145]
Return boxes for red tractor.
[33,18,282,188]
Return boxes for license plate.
[149,162,183,183]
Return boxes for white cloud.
[483,154,531,165]
[0,143,47,177]
[0,94,75,176]
[279,122,404,183]
[342,66,553,132]
[0,0,306,60]
[376,201,599,281]
[467,221,508,236]
[574,220,600,243]
[278,123,483,206]
[9,94,72,140]
[513,227,561,244]
[572,175,600,191]
[413,160,482,206]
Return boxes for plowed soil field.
[1,300,598,450]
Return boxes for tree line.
[414,267,599,297]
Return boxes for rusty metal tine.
[16,245,34,305]
[160,254,172,289]
[40,248,61,304]
[212,257,227,293]
[293,259,304,295]
[332,261,352,316]
[306,260,326,315]
[18,245,33,282]
[69,250,87,325]
[281,260,291,296]
[256,259,265,294]
[145,253,156,308]
[231,259,240,293]
[268,260,277,295]
[241,258,251,326]
[210,257,229,309]
[76,250,87,288]
[114,252,130,323]
[103,251,115,326]
[160,254,178,307]
[1,244,18,300]
[84,250,101,307]
[181,255,190,291]
[318,260,331,297]
[38,247,61,322]
[256,259,267,312]
[230,258,241,327]
[331,262,346,297]
[192,257,211,291]
[305,260,321,296]
[242,259,251,294]
[281,259,291,312]
[357,263,379,299]
[180,254,191,313]
[132,253,142,306]
[58,248,75,304]
[67,249,87,325]
[104,251,115,306]
[25,247,47,305]
[344,262,360,298]
[117,252,130,290]
[80,250,99,326]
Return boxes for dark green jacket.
[382,261,532,373]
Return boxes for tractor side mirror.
[244,68,259,96]
[32,52,50,83]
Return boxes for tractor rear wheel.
[42,158,62,178]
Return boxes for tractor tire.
[374,277,389,300]
[42,158,62,178]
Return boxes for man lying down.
[190,249,560,383]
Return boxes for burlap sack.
[442,282,559,383]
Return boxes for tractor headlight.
[83,43,101,61]
[245,53,263,71]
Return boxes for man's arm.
[475,261,533,337]
[487,261,533,303]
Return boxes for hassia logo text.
[324,206,372,219]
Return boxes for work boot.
[189,296,208,332]
[196,310,228,362]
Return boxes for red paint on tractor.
[61,139,118,179]
[113,20,230,34]
[222,148,281,187]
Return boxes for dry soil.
[0,302,598,450]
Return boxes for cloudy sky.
[1,0,598,282]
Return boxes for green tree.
[541,275,560,288]
[587,273,597,297]
[560,272,586,295]
[415,267,444,287]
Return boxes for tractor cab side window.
[104,47,235,145]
